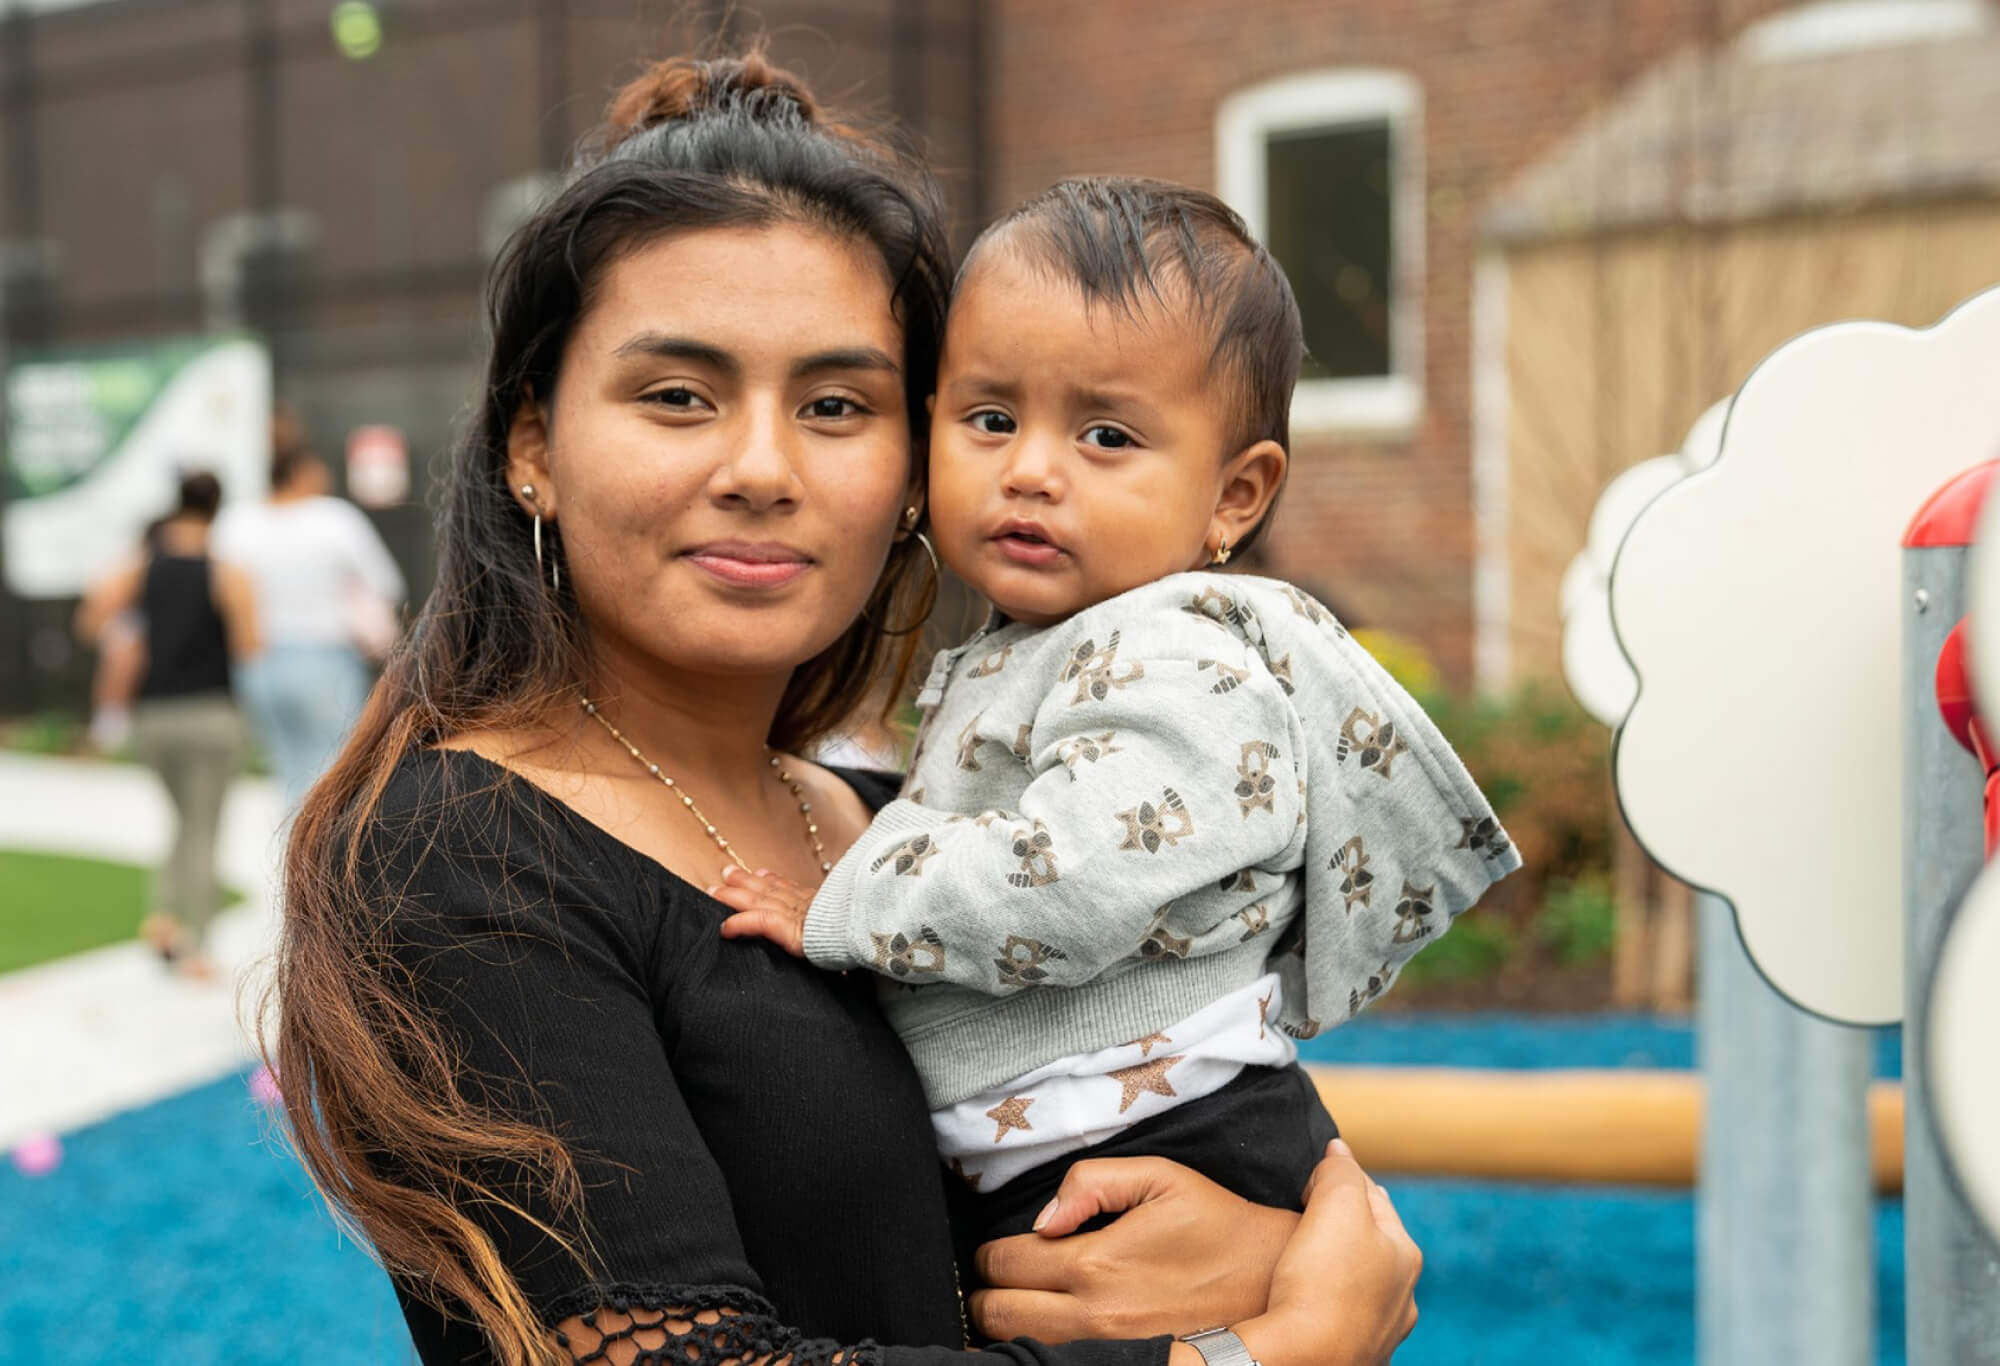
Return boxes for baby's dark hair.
[964,176,1303,554]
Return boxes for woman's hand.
[712,867,811,956]
[1235,1140,1422,1366]
[969,1156,1298,1342]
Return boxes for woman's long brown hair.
[263,49,952,1366]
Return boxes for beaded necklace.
[579,697,830,875]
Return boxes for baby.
[716,177,1521,1240]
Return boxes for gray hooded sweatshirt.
[802,572,1521,1109]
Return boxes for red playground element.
[1935,620,2000,858]
[1904,460,2000,549]
[1911,460,2000,855]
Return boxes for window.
[1217,71,1423,435]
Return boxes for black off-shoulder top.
[362,748,1168,1366]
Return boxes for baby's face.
[928,250,1237,626]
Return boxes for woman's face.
[509,223,917,685]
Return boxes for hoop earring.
[867,530,941,637]
[1210,534,1232,567]
[522,484,560,592]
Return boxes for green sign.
[2,335,271,598]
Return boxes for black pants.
[945,1062,1339,1271]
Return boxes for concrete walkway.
[0,751,285,1148]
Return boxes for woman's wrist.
[1230,1313,1355,1366]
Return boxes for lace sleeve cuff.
[543,1283,878,1366]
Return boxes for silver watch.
[1181,1327,1261,1366]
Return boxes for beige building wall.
[1501,201,2000,687]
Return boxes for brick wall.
[3,0,1809,708]
[984,0,1794,688]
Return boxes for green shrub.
[1537,874,1617,967]
[1401,907,1515,986]
[1,710,86,755]
[1411,681,1615,933]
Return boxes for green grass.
[0,848,241,974]
[0,711,88,756]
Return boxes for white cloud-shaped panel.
[1611,284,2000,1025]
[1562,403,1729,728]
[1928,856,2000,1243]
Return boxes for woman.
[216,426,406,814]
[78,471,260,979]
[272,51,1419,1366]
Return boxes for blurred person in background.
[81,516,166,753]
[217,420,406,814]
[76,471,260,980]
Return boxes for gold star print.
[1130,1031,1172,1057]
[1109,1055,1183,1113]
[949,1157,984,1192]
[1258,991,1273,1040]
[987,1095,1035,1143]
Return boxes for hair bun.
[603,51,820,145]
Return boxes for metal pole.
[965,0,990,229]
[1903,512,2000,1365]
[0,0,44,713]
[242,0,285,385]
[535,0,570,172]
[891,0,924,134]
[1696,891,1874,1366]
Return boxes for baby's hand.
[712,866,813,957]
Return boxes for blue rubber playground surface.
[1,1014,1906,1366]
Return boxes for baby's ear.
[1217,438,1288,534]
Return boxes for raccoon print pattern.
[1458,815,1513,860]
[1234,740,1282,817]
[872,926,947,978]
[1331,835,1373,913]
[1183,586,1259,637]
[955,713,988,771]
[994,934,1067,988]
[1391,882,1436,944]
[1060,631,1145,704]
[1282,585,1346,637]
[1198,658,1251,694]
[1116,787,1196,853]
[966,644,1014,678]
[1265,652,1296,695]
[1007,820,1060,888]
[1139,907,1193,960]
[1337,707,1409,779]
[1056,730,1121,778]
[870,833,938,877]
[1233,903,1271,941]
[1347,961,1392,1017]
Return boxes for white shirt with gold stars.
[933,972,1294,1191]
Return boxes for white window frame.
[1216,69,1424,438]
